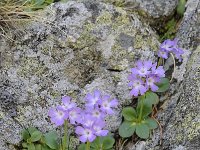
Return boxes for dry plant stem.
[119,139,128,150]
[0,19,34,21]
[152,116,163,145]
[170,53,176,82]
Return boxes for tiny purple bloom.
[99,95,118,114]
[151,63,165,78]
[48,107,68,126]
[61,96,76,112]
[129,78,147,96]
[90,108,105,120]
[158,49,168,59]
[158,38,184,61]
[85,90,101,108]
[160,39,176,52]
[81,114,95,127]
[93,121,108,136]
[173,47,184,62]
[133,60,152,77]
[68,108,81,125]
[146,76,159,92]
[75,126,96,142]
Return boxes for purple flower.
[90,108,105,121]
[146,76,160,92]
[85,90,101,108]
[158,38,184,61]
[75,126,96,142]
[68,108,81,125]
[81,114,95,128]
[48,107,68,126]
[158,49,168,59]
[128,78,147,97]
[131,60,152,77]
[93,121,108,136]
[60,96,76,112]
[128,60,166,95]
[99,95,118,114]
[160,39,176,52]
[48,91,118,143]
[151,63,165,78]
[173,47,184,62]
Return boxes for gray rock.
[131,0,178,18]
[0,0,160,148]
[104,0,178,19]
[126,141,146,150]
[161,46,200,150]
[145,0,200,149]
[176,0,200,49]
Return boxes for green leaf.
[135,123,149,139]
[22,129,30,141]
[27,138,32,144]
[119,121,136,138]
[28,127,38,135]
[28,143,35,150]
[60,0,69,2]
[156,78,170,92]
[42,145,51,150]
[177,0,186,16]
[90,135,115,150]
[78,144,86,150]
[44,131,59,149]
[30,131,42,142]
[145,118,158,129]
[136,100,152,119]
[102,136,115,149]
[45,0,54,4]
[34,0,45,6]
[35,144,42,150]
[22,142,28,148]
[122,107,137,121]
[145,91,159,106]
[91,137,101,149]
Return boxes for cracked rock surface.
[0,1,159,149]
[0,0,199,150]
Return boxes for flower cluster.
[158,38,184,61]
[48,90,118,143]
[128,60,165,96]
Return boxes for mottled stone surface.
[176,0,200,49]
[0,1,159,149]
[104,0,178,19]
[130,0,178,18]
[1,0,199,149]
[145,0,200,149]
[161,46,200,150]
[160,0,200,149]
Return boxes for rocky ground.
[0,0,199,150]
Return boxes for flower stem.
[86,141,90,150]
[157,57,163,66]
[170,52,176,82]
[138,96,144,122]
[63,120,68,150]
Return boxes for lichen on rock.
[0,0,160,149]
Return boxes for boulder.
[0,1,159,149]
[145,0,200,149]
[103,0,178,24]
